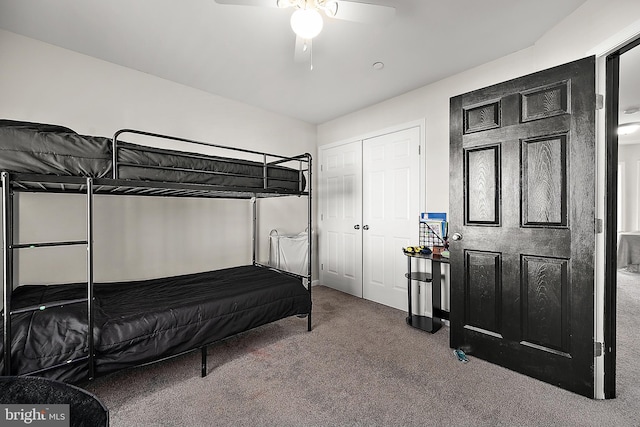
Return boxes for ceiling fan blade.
[213,0,279,7]
[329,1,395,23]
[294,36,312,63]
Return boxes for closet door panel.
[319,140,363,297]
[362,127,420,310]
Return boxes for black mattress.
[0,265,311,383]
[0,120,306,191]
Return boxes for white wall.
[0,29,316,285]
[318,0,640,212]
[619,143,640,232]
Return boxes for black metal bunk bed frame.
[1,128,312,382]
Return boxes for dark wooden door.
[449,56,596,398]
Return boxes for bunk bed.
[0,120,312,384]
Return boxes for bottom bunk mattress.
[0,265,311,383]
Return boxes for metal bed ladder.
[2,173,95,380]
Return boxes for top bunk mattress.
[0,120,306,192]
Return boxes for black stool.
[0,376,108,427]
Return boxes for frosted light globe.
[290,9,323,39]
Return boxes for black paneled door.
[449,56,596,397]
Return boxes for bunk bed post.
[307,154,312,332]
[112,132,119,179]
[257,153,265,267]
[262,154,267,190]
[2,172,13,375]
[201,346,207,377]
[86,178,95,380]
[251,197,257,265]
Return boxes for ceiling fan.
[214,0,395,69]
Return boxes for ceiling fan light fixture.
[290,8,323,39]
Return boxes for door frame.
[588,18,640,400]
[317,119,427,297]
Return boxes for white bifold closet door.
[319,139,364,297]
[320,126,420,311]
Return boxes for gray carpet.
[84,280,640,426]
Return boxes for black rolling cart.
[404,252,449,333]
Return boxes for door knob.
[363,225,370,230]
[451,232,463,241]
[354,225,360,230]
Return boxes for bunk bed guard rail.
[112,129,310,194]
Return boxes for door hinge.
[418,146,421,155]
[320,164,323,172]
[596,94,604,110]
[321,213,323,221]
[321,263,324,270]
[595,218,603,234]
[594,341,604,357]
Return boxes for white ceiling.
[0,0,588,124]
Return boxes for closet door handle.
[354,225,360,230]
[363,225,370,230]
